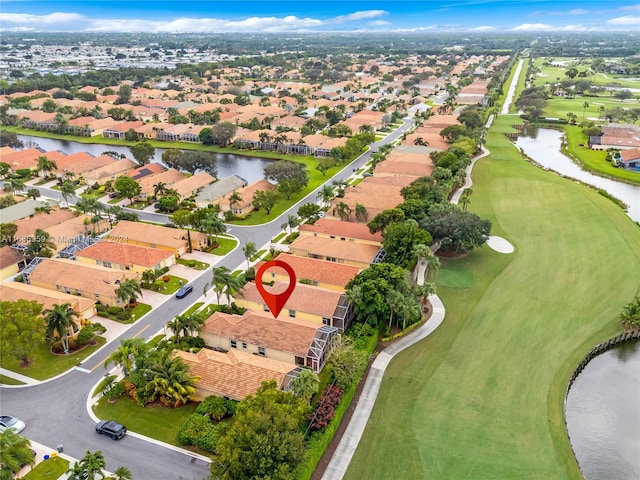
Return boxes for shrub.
[107,306,121,315]
[225,399,238,417]
[76,326,95,344]
[309,385,344,431]
[197,396,228,421]
[177,413,213,446]
[123,381,138,402]
[162,275,170,282]
[15,168,31,178]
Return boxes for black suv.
[95,420,127,440]
[175,284,193,299]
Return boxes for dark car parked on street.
[95,420,127,440]
[175,284,193,299]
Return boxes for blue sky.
[1,1,639,33]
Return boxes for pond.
[515,128,640,222]
[565,340,640,480]
[16,134,273,183]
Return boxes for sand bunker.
[486,235,515,254]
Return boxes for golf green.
[344,115,640,479]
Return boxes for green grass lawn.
[147,275,188,295]
[176,258,210,270]
[93,395,198,447]
[209,236,237,255]
[22,456,69,480]
[532,57,640,90]
[0,374,25,385]
[0,337,107,381]
[345,113,640,480]
[542,95,637,122]
[182,302,204,316]
[96,303,152,324]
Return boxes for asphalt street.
[0,116,414,479]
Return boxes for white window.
[258,347,265,356]
[289,310,296,318]
[230,340,237,349]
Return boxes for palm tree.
[76,197,102,215]
[104,338,149,376]
[228,191,243,212]
[332,201,352,221]
[36,155,57,178]
[110,466,133,480]
[25,228,56,257]
[59,180,76,206]
[289,368,319,405]
[459,188,473,212]
[354,203,368,223]
[243,242,257,269]
[0,430,35,478]
[44,303,79,354]
[317,184,335,207]
[78,450,107,480]
[26,187,40,200]
[280,214,299,234]
[212,266,243,306]
[169,313,204,338]
[5,177,25,195]
[142,352,199,408]
[199,214,226,246]
[115,279,143,308]
[153,182,168,200]
[582,101,589,123]
[619,296,640,331]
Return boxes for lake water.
[515,128,640,222]
[565,341,640,480]
[16,134,272,183]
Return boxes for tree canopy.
[421,205,491,253]
[0,299,45,366]
[210,381,307,480]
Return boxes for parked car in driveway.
[0,415,25,433]
[175,284,193,299]
[95,420,126,440]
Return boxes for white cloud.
[0,12,84,24]
[607,15,640,25]
[511,23,553,31]
[472,26,495,31]
[0,10,392,32]
[619,4,640,12]
[332,10,387,23]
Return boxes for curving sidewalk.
[321,295,446,480]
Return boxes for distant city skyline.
[1,1,639,33]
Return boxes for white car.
[0,415,26,433]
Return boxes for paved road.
[0,117,415,479]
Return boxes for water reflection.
[515,128,640,222]
[565,340,640,480]
[16,134,272,183]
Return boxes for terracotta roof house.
[171,171,216,199]
[66,117,119,137]
[374,159,434,178]
[27,258,139,307]
[137,168,185,199]
[44,215,109,252]
[54,152,96,172]
[83,158,137,185]
[200,310,338,372]
[299,218,382,246]
[0,282,96,319]
[75,241,176,274]
[236,281,354,331]
[0,245,28,280]
[288,234,381,270]
[256,255,361,292]
[218,179,276,216]
[173,348,298,401]
[107,220,207,255]
[102,121,145,140]
[194,175,248,208]
[618,147,640,171]
[13,208,77,244]
[0,148,51,172]
[63,154,116,177]
[327,177,408,220]
[127,163,166,181]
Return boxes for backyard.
[344,114,640,479]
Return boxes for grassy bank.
[345,114,640,479]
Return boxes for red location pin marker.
[255,259,297,319]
